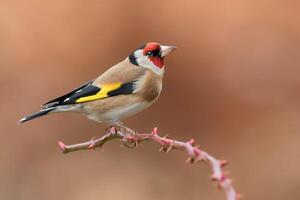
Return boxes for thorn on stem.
[88,142,96,149]
[152,127,158,135]
[210,175,218,181]
[193,148,201,158]
[57,141,66,151]
[220,160,228,168]
[188,138,195,145]
[185,157,195,164]
[159,146,164,152]
[163,134,168,139]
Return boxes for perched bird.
[19,42,176,126]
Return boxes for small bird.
[19,42,176,126]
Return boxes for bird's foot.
[106,123,138,148]
[107,123,137,135]
[105,124,117,133]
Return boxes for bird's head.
[129,42,176,75]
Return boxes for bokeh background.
[1,0,300,199]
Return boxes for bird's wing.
[42,80,137,108]
[43,60,146,108]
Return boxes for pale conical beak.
[160,45,177,57]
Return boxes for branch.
[57,127,240,200]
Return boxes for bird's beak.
[160,45,177,57]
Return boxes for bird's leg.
[107,122,138,148]
[117,124,137,135]
[107,122,136,135]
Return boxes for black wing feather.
[43,81,136,108]
[107,82,135,97]
[43,81,99,108]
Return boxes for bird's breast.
[85,99,150,123]
[135,70,163,102]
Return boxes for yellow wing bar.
[75,82,122,103]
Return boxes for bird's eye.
[146,49,160,57]
[147,51,154,56]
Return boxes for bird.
[19,42,176,127]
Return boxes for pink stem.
[58,127,240,200]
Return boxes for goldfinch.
[19,42,176,125]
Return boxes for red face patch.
[143,42,164,68]
[149,56,164,68]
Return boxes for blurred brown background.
[1,0,300,199]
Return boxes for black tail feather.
[18,107,56,124]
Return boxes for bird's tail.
[18,107,56,124]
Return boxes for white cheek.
[134,50,164,76]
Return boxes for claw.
[123,142,136,149]
[166,145,172,152]
[110,127,117,133]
